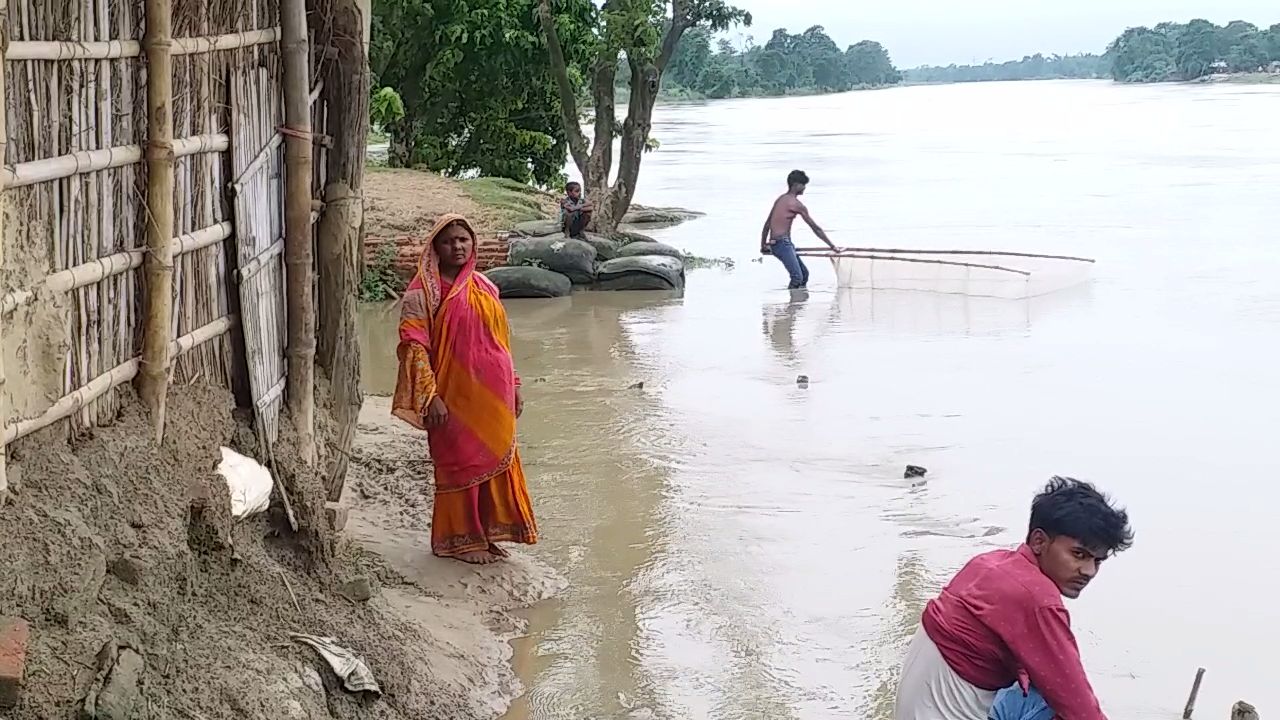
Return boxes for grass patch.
[682,252,736,270]
[359,243,406,302]
[460,177,556,226]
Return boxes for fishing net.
[807,249,1095,300]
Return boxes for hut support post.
[316,0,368,501]
[1,5,9,504]
[138,0,175,442]
[281,0,316,466]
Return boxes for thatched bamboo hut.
[0,0,368,504]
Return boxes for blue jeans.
[988,684,1053,720]
[770,236,809,289]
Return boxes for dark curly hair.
[787,169,809,187]
[1028,477,1134,556]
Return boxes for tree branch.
[612,55,655,220]
[537,0,591,175]
[586,54,617,191]
[656,1,690,73]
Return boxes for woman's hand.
[424,396,449,429]
[515,387,525,418]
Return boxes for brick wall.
[475,233,511,272]
[363,232,511,280]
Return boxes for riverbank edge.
[361,168,719,300]
[340,395,569,718]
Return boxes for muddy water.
[359,80,1280,719]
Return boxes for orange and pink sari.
[391,214,537,558]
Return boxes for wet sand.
[357,79,1280,719]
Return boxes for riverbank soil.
[0,385,561,719]
[364,169,558,240]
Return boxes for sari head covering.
[391,213,520,493]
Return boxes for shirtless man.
[760,169,836,289]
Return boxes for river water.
[358,80,1280,720]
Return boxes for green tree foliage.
[369,86,406,133]
[656,26,902,98]
[903,54,1107,84]
[370,0,588,185]
[1108,19,1280,82]
[537,0,752,232]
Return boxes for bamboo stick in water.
[138,0,176,442]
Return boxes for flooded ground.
[359,80,1280,719]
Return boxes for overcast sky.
[726,0,1279,68]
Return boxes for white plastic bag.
[216,447,273,519]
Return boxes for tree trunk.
[609,59,659,227]
[281,0,316,467]
[137,0,175,443]
[316,0,368,502]
[388,117,414,166]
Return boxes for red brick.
[364,232,511,277]
[0,617,30,710]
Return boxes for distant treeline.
[1108,19,1280,82]
[903,54,1108,84]
[636,25,902,99]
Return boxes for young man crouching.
[895,477,1134,720]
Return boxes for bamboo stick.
[80,0,99,427]
[230,132,283,193]
[795,251,1033,276]
[2,316,238,445]
[1,7,9,503]
[5,29,281,62]
[1182,668,1205,720]
[138,0,176,443]
[795,246,1097,263]
[95,0,114,424]
[281,0,316,466]
[238,238,285,281]
[0,222,232,315]
[0,133,228,189]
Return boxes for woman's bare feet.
[455,550,499,565]
[487,543,510,558]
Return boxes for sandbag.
[484,266,573,298]
[616,241,682,259]
[507,237,597,284]
[596,255,686,291]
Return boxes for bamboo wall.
[0,0,330,481]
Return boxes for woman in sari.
[391,214,538,564]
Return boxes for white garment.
[894,626,995,720]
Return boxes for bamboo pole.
[795,251,1033,276]
[138,0,175,443]
[2,316,237,445]
[1,6,10,505]
[281,0,316,466]
[5,29,281,61]
[0,133,228,189]
[794,246,1097,263]
[0,222,232,315]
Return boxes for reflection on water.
[359,80,1280,719]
